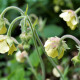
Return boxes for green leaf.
[29,47,43,67]
[8,68,25,80]
[1,78,8,80]
[63,66,69,77]
[39,24,64,38]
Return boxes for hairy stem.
[7,16,25,36]
[1,6,24,18]
[26,54,39,80]
[7,16,39,80]
[27,15,45,80]
[61,35,80,46]
[75,7,80,14]
[34,30,64,80]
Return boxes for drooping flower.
[0,35,17,55]
[52,65,63,77]
[15,51,27,63]
[44,37,69,59]
[0,15,9,34]
[59,10,78,30]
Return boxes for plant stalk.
[61,35,80,46]
[7,16,25,36]
[1,6,24,18]
[27,15,45,80]
[26,54,39,80]
[33,30,64,80]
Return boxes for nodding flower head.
[0,35,17,55]
[0,15,9,34]
[44,37,69,59]
[59,10,78,30]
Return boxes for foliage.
[0,0,80,80]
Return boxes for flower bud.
[52,65,63,77]
[15,51,27,63]
[54,5,60,13]
[59,10,78,30]
[20,32,32,42]
[71,56,80,65]
[18,44,24,51]
[44,37,69,59]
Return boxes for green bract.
[71,56,80,65]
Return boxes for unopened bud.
[15,51,27,63]
[52,65,63,77]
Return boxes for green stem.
[26,54,39,80]
[61,35,80,46]
[21,17,27,33]
[33,33,45,80]
[27,15,45,80]
[75,7,80,14]
[1,6,24,18]
[7,15,39,80]
[7,16,25,36]
[33,30,64,80]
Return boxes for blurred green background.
[0,0,80,80]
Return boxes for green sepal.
[76,45,80,59]
[6,37,13,47]
[71,56,80,65]
[33,18,38,28]
[25,4,28,15]
[58,41,69,56]
[0,18,5,30]
[62,41,70,50]
[4,18,10,25]
[20,18,27,32]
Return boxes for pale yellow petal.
[67,21,76,30]
[58,49,64,59]
[44,40,51,47]
[46,49,58,58]
[59,12,71,21]
[0,35,7,41]
[0,40,9,54]
[71,18,77,25]
[0,26,7,34]
[8,44,17,55]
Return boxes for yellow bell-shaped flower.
[0,16,7,34]
[0,35,17,55]
[59,10,78,30]
[44,37,68,59]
